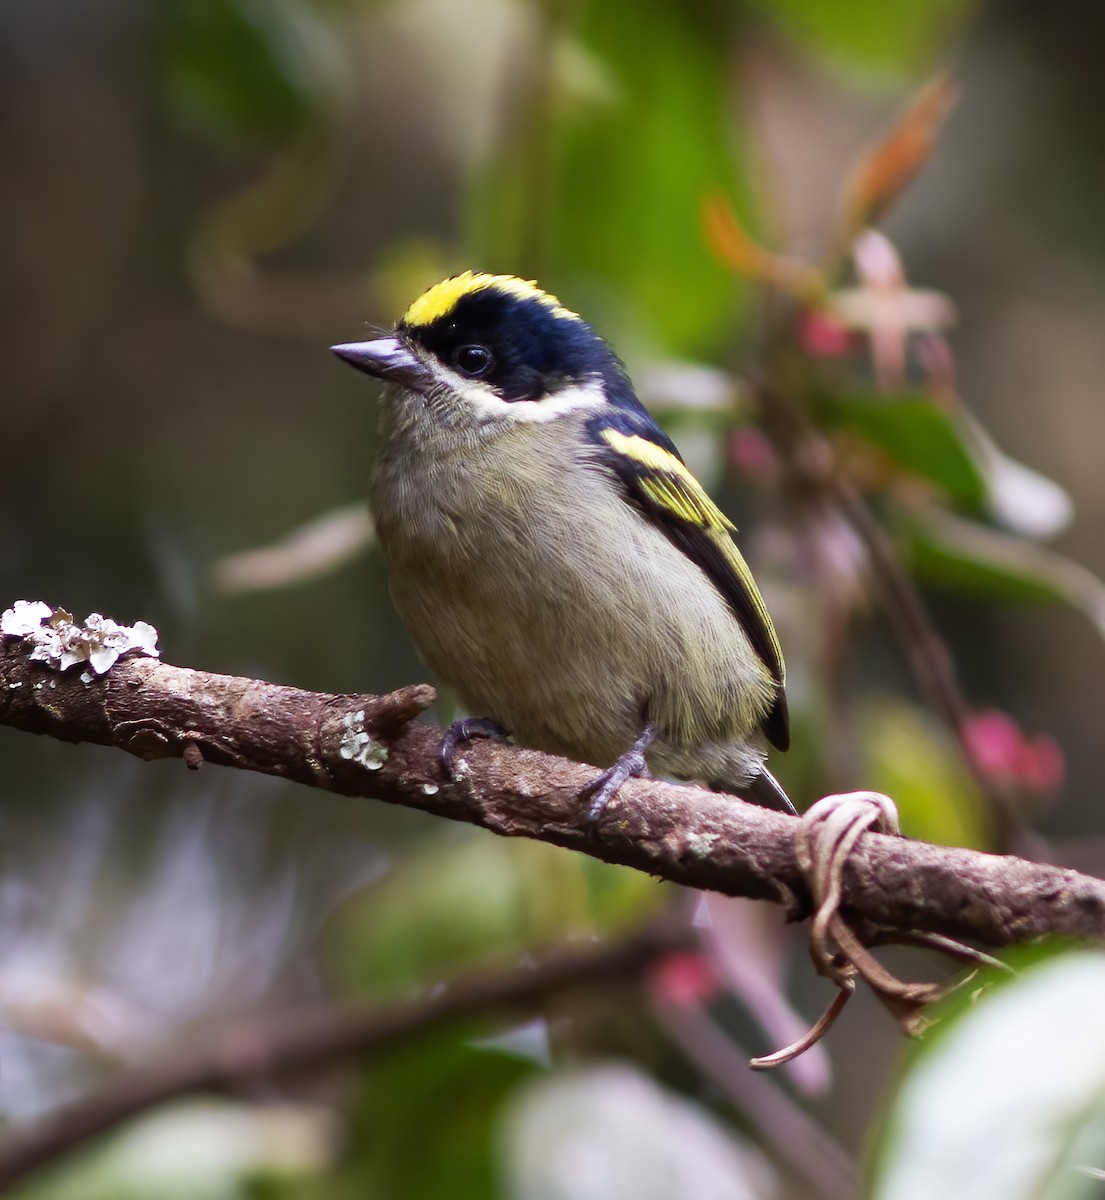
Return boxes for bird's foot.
[582,725,658,825]
[440,717,509,778]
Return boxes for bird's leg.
[582,724,658,824]
[440,717,509,778]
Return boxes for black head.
[396,272,637,406]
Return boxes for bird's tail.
[737,767,797,816]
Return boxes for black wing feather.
[588,409,789,752]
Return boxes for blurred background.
[4,0,1105,1196]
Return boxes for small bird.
[332,272,794,818]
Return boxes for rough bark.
[2,639,1103,947]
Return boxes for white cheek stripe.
[461,382,607,423]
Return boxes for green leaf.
[905,510,1105,641]
[823,396,1073,538]
[823,393,988,506]
[871,950,1105,1200]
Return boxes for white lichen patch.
[686,830,719,858]
[1,600,160,675]
[421,782,439,796]
[339,709,388,771]
[0,600,52,636]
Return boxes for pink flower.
[825,231,956,391]
[800,310,854,358]
[727,427,779,481]
[648,951,720,1008]
[1018,734,1065,793]
[963,709,1065,793]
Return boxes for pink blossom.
[727,427,779,481]
[800,310,854,358]
[963,709,1065,793]
[648,951,720,1008]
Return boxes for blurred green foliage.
[342,1035,537,1199]
[746,0,974,75]
[859,696,989,847]
[326,829,664,1000]
[549,0,749,354]
[871,947,1105,1199]
[164,1,311,143]
[821,392,989,508]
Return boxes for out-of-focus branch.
[1,638,1103,949]
[0,927,674,1192]
[652,998,859,1200]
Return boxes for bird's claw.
[440,717,508,778]
[582,725,657,825]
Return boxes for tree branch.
[2,637,1103,947]
[0,926,675,1192]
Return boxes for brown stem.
[1,639,1103,948]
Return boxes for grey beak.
[330,337,428,386]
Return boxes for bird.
[331,271,794,820]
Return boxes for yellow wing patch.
[600,427,785,684]
[402,271,579,328]
[601,429,732,530]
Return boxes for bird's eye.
[453,344,494,378]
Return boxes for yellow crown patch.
[401,271,579,329]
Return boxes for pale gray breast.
[371,416,771,763]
